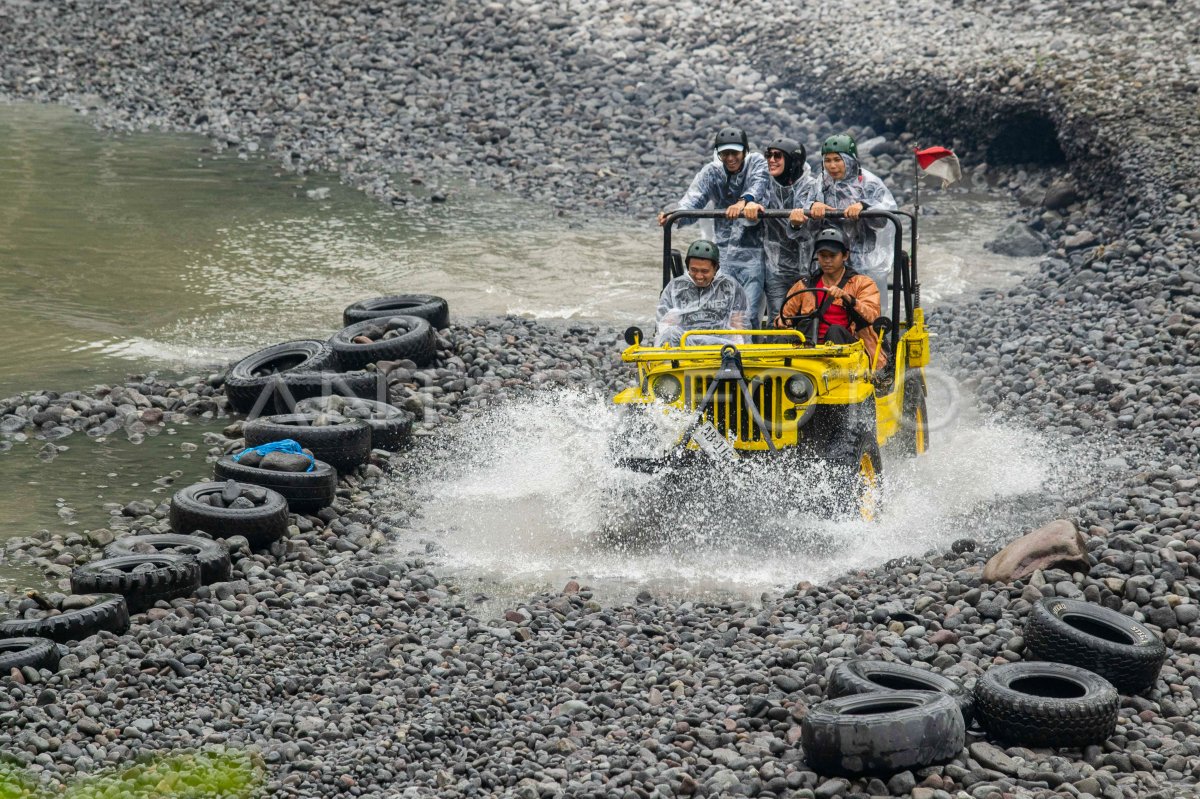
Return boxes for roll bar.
[659,208,919,356]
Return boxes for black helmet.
[813,227,849,254]
[685,239,720,267]
[713,127,749,155]
[765,136,807,185]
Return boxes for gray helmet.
[765,136,807,185]
[713,127,749,154]
[813,227,849,254]
[685,239,720,267]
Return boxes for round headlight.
[652,374,682,402]
[784,374,815,403]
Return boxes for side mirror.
[624,326,643,346]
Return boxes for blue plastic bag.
[231,438,315,472]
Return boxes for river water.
[0,101,1057,601]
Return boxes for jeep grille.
[684,374,785,444]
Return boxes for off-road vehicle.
[612,209,930,519]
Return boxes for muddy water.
[0,102,1032,397]
[387,379,1113,611]
[0,100,1046,600]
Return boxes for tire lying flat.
[1024,597,1166,693]
[330,316,436,370]
[0,637,61,673]
[343,294,450,330]
[973,661,1119,747]
[169,481,290,548]
[264,369,384,415]
[223,340,336,413]
[827,659,973,725]
[71,554,202,613]
[105,534,232,585]
[212,457,337,514]
[294,396,414,451]
[802,690,964,775]
[243,413,372,474]
[0,593,130,644]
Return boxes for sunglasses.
[765,150,786,160]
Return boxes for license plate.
[692,421,740,460]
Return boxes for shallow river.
[0,101,1058,602]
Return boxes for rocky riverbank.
[0,0,1198,798]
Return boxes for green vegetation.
[0,749,264,799]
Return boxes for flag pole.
[912,147,920,309]
[913,145,920,221]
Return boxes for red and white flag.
[914,146,962,187]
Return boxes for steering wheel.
[777,287,830,343]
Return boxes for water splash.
[383,377,1100,606]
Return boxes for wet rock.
[984,222,1046,257]
[259,452,312,472]
[982,520,1089,583]
[1043,180,1079,211]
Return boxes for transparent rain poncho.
[654,271,750,347]
[762,164,822,318]
[812,153,898,284]
[673,153,771,321]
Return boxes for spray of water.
[382,377,1103,605]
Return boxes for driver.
[654,239,750,347]
[774,227,887,368]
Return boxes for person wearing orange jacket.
[774,227,887,369]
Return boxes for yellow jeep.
[612,209,930,519]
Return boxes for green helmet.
[685,239,720,267]
[821,133,858,158]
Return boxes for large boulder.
[1042,180,1080,211]
[982,520,1090,583]
[984,222,1046,257]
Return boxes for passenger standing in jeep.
[659,127,770,324]
[774,228,887,369]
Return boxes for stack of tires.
[221,294,448,416]
[0,504,256,655]
[801,597,1168,775]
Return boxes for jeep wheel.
[900,369,929,456]
[830,433,883,521]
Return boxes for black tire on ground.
[294,396,414,451]
[827,660,973,725]
[105,534,232,585]
[264,369,384,416]
[0,637,62,672]
[329,316,437,370]
[1024,597,1166,693]
[0,594,130,644]
[973,661,1119,747]
[343,294,450,330]
[169,481,290,548]
[212,457,337,514]
[899,369,929,456]
[243,414,372,473]
[70,554,202,613]
[801,691,965,775]
[223,340,336,414]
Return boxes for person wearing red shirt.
[773,227,887,369]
